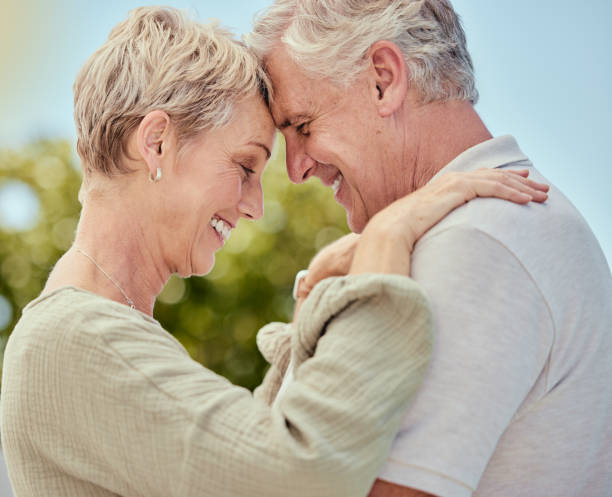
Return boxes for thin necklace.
[74,246,136,310]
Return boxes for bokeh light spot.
[51,217,78,250]
[34,155,67,189]
[231,314,258,344]
[158,275,187,305]
[206,255,230,281]
[225,223,255,254]
[1,255,31,289]
[0,180,40,231]
[258,200,287,233]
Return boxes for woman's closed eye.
[239,163,256,184]
[241,164,255,176]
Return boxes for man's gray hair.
[246,0,478,104]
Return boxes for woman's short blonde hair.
[74,6,270,176]
[246,0,477,105]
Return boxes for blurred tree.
[0,137,348,390]
[0,140,82,361]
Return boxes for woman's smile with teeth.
[210,216,232,242]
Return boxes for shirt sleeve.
[56,274,433,497]
[377,226,554,497]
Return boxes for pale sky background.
[0,0,610,266]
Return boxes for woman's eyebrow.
[247,141,271,159]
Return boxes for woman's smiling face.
[160,95,275,277]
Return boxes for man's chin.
[345,210,367,234]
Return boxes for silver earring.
[149,167,162,183]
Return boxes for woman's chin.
[193,253,216,277]
[176,252,215,278]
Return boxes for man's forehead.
[268,96,289,128]
[265,45,312,125]
[267,77,311,129]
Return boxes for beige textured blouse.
[1,274,432,497]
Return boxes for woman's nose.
[238,181,264,220]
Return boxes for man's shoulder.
[411,171,611,323]
[416,170,604,274]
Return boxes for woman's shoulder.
[20,286,153,330]
[8,286,186,358]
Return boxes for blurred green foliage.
[0,137,348,390]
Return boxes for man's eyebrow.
[277,114,311,131]
[248,141,271,160]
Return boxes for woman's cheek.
[228,176,244,205]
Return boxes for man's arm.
[369,479,435,497]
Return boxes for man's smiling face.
[266,45,406,233]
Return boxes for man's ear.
[367,40,408,117]
[136,110,174,178]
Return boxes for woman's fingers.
[305,233,360,288]
[349,168,550,278]
[506,169,550,191]
[508,169,530,177]
[479,181,533,204]
[469,170,549,203]
[500,177,548,203]
[501,170,549,196]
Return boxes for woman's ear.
[136,110,174,179]
[367,41,409,117]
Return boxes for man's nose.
[284,135,315,184]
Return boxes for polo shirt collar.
[428,135,531,184]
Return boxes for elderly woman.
[0,7,548,497]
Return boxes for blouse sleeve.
[60,274,433,497]
[252,321,292,405]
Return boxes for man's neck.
[401,99,493,191]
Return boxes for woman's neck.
[45,196,170,316]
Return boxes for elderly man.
[247,1,612,496]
